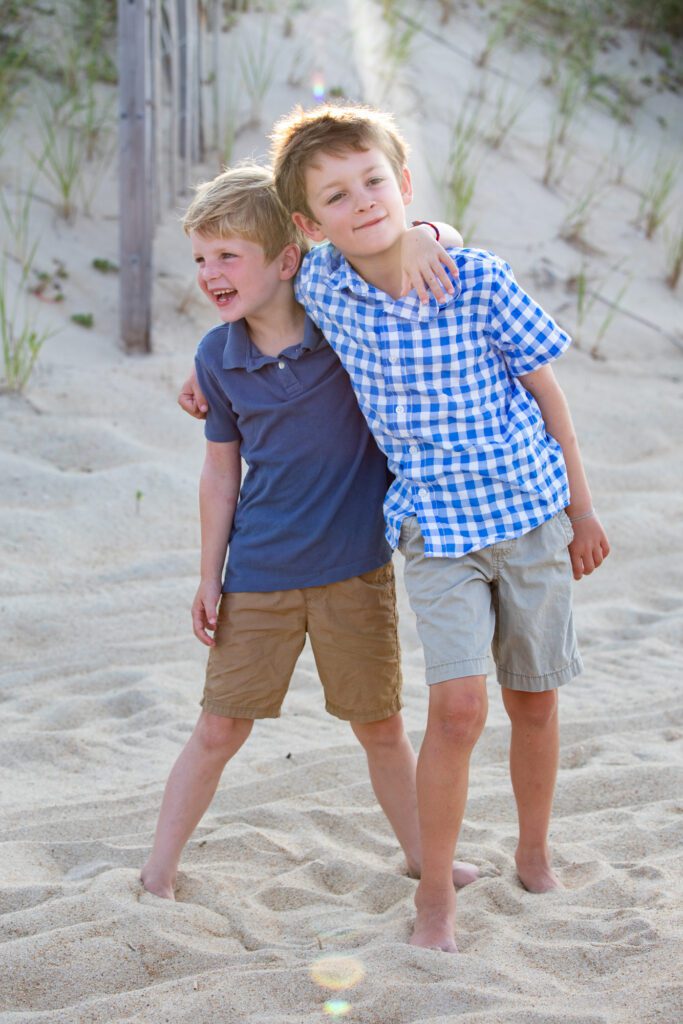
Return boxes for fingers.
[569,545,584,581]
[178,391,202,419]
[569,542,609,579]
[421,271,448,304]
[177,374,208,419]
[413,274,430,305]
[408,264,455,305]
[439,249,459,279]
[192,600,217,647]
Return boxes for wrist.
[199,572,223,586]
[411,219,440,241]
[568,507,596,523]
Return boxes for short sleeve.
[486,258,571,377]
[194,355,241,444]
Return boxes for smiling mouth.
[355,216,385,231]
[211,288,237,305]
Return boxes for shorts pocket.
[358,562,394,586]
[557,510,574,544]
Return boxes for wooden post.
[166,0,180,203]
[211,0,221,158]
[118,0,152,353]
[150,0,163,222]
[177,0,191,191]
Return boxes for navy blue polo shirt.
[194,315,393,593]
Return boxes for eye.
[194,256,204,265]
[326,192,344,205]
[368,176,385,186]
[220,252,236,260]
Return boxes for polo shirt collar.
[222,315,324,372]
[330,250,462,322]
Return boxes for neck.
[347,236,405,300]
[244,288,306,356]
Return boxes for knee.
[351,713,405,752]
[506,690,558,729]
[194,713,253,755]
[431,691,487,747]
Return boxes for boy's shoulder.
[301,242,514,287]
[300,242,342,277]
[453,247,514,283]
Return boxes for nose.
[200,259,220,281]
[354,187,376,213]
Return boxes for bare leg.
[351,713,479,888]
[502,687,562,893]
[411,677,488,952]
[141,712,253,899]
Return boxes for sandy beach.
[1,2,682,1021]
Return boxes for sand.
[1,2,682,1022]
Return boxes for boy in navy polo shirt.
[269,103,610,952]
[141,163,476,900]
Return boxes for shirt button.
[389,354,398,364]
[419,487,428,497]
[396,405,404,414]
[409,445,418,454]
[278,360,285,369]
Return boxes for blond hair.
[270,103,410,220]
[182,162,307,261]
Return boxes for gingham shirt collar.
[330,256,460,322]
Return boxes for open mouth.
[211,288,237,306]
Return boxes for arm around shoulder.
[400,221,462,304]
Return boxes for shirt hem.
[387,502,568,557]
[222,552,393,593]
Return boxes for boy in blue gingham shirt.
[271,103,610,953]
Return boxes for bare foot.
[407,859,479,889]
[409,884,458,953]
[140,862,176,901]
[451,860,479,888]
[515,849,564,893]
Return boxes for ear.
[279,242,302,281]
[400,165,413,207]
[292,211,326,243]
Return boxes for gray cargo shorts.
[398,512,583,691]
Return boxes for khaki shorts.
[398,513,583,691]
[202,563,402,721]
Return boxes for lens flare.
[310,954,365,992]
[324,1000,352,1018]
[312,70,326,102]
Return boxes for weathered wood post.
[118,0,153,353]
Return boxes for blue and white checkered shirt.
[296,245,571,557]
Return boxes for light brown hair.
[182,162,307,261]
[270,103,410,220]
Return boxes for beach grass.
[560,171,609,250]
[238,17,277,125]
[665,222,683,290]
[638,152,680,239]
[0,258,55,392]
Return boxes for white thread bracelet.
[568,508,596,523]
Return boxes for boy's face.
[191,232,286,322]
[292,146,413,261]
